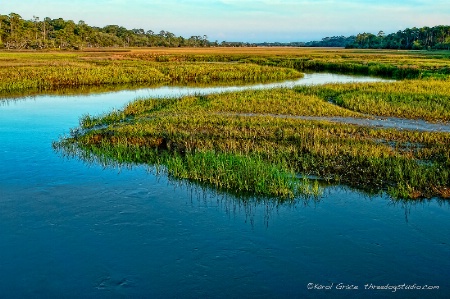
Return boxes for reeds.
[294,80,450,122]
[0,52,302,94]
[2,47,450,95]
[165,151,308,198]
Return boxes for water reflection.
[0,79,272,101]
[54,139,449,228]
[160,175,449,228]
[0,82,161,100]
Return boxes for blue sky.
[2,0,449,42]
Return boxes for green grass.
[2,47,450,96]
[294,80,450,122]
[0,52,302,94]
[165,151,317,198]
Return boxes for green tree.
[0,14,7,46]
[0,11,213,49]
[7,13,24,48]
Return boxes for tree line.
[347,26,450,50]
[0,12,217,49]
[255,27,450,50]
[303,36,356,47]
[1,12,449,50]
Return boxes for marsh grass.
[294,80,450,122]
[165,151,314,198]
[0,65,167,93]
[167,49,450,79]
[2,47,450,95]
[0,52,302,94]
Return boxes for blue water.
[1,74,449,298]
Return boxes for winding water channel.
[1,73,449,298]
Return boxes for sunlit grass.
[294,79,450,122]
[2,47,450,96]
[0,52,302,94]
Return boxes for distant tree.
[0,14,6,46]
[305,35,355,47]
[349,25,450,50]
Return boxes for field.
[0,50,302,95]
[2,47,448,199]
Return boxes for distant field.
[2,46,450,67]
[0,48,306,95]
[2,48,449,92]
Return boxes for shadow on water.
[0,76,312,102]
[0,80,257,101]
[0,83,161,101]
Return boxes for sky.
[2,0,449,42]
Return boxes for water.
[1,74,449,298]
